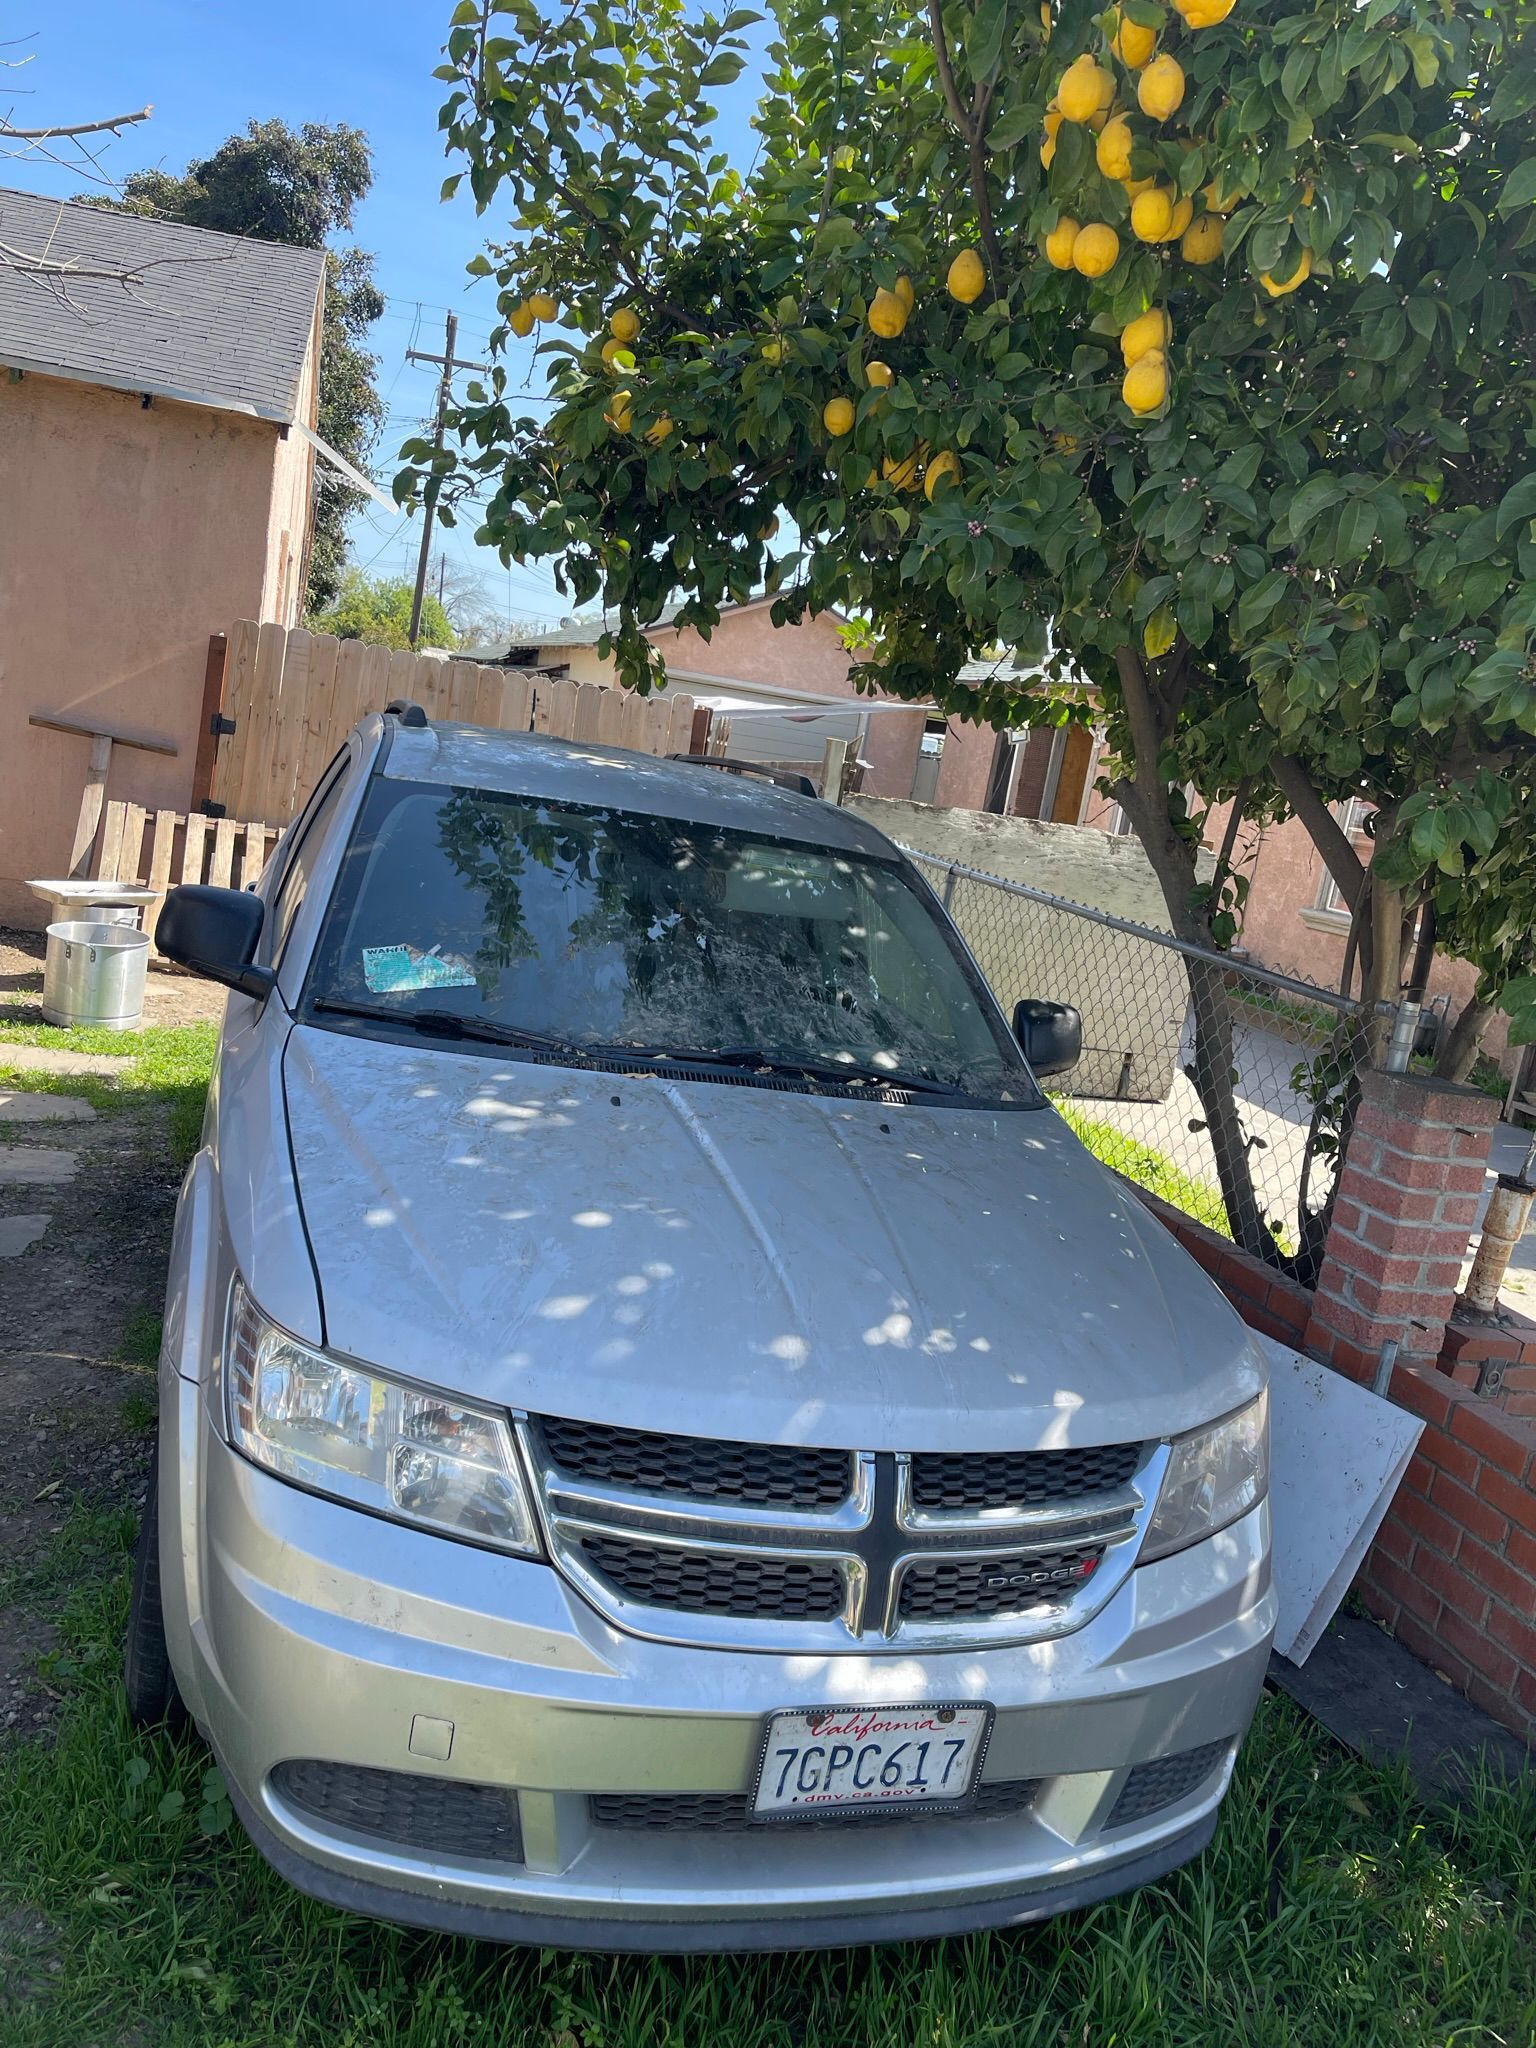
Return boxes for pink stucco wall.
[0,372,285,927]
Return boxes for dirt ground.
[0,930,223,1735]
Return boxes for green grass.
[0,1507,1532,2048]
[1060,1103,1232,1239]
[0,1020,217,1168]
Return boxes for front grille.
[590,1779,1039,1832]
[1106,1740,1231,1829]
[581,1534,846,1620]
[271,1760,523,1864]
[541,1415,852,1510]
[910,1442,1141,1511]
[898,1546,1103,1621]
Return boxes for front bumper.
[161,1372,1276,1950]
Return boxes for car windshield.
[303,778,1040,1105]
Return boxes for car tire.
[124,1445,184,1729]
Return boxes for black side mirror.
[156,885,275,1001]
[1013,998,1082,1078]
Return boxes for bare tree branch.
[0,104,150,141]
[925,0,974,140]
[1269,750,1368,911]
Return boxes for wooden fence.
[207,621,697,827]
[93,798,282,952]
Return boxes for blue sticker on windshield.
[362,944,478,994]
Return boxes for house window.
[910,717,946,804]
[1316,798,1371,914]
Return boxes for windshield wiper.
[673,1047,964,1097]
[311,1000,584,1057]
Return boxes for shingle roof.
[0,187,325,422]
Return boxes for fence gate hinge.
[1474,1356,1507,1398]
[199,800,227,819]
[209,711,237,738]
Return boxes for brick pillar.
[1305,1069,1500,1377]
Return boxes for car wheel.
[124,1445,184,1728]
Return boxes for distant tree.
[309,569,455,651]
[89,120,384,611]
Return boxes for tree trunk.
[1107,642,1276,1265]
[1434,996,1494,1083]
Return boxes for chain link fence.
[907,848,1370,1285]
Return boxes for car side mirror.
[1013,998,1082,1078]
[155,885,275,1002]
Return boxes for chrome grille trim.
[521,1418,1167,1656]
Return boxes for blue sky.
[8,1,763,631]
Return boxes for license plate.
[751,1703,993,1821]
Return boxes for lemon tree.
[405,0,1536,1262]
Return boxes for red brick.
[1452,1328,1522,1363]
[1394,1487,1462,1559]
[1459,1536,1536,1614]
[1487,1602,1536,1670]
[1309,1290,1392,1350]
[1369,1512,1415,1567]
[1362,1552,1440,1626]
[1390,1366,1457,1433]
[1338,1242,1437,1291]
[1437,1608,1518,1690]
[1437,1194,1484,1229]
[1421,1428,1481,1489]
[1508,1525,1536,1578]
[1424,1258,1466,1292]
[1430,1470,1510,1549]
[1363,1282,1455,1324]
[1450,1127,1496,1160]
[1332,1196,1366,1237]
[1391,1609,1468,1689]
[1452,1399,1536,1469]
[1502,1391,1536,1420]
[1370,1144,1475,1191]
[1516,1667,1536,1720]
[1447,1359,1483,1389]
[1462,1670,1519,1722]
[1479,1463,1536,1534]
[1415,1546,1489,1623]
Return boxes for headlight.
[1142,1389,1269,1562]
[224,1283,541,1558]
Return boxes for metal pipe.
[899,847,1362,1013]
[1372,1340,1398,1398]
[1462,1175,1536,1316]
[1382,998,1421,1074]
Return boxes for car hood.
[281,1026,1261,1453]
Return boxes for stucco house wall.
[260,292,324,627]
[0,372,290,927]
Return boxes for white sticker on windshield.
[362,944,477,995]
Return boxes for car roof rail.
[668,753,818,799]
[383,699,429,729]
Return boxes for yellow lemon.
[606,389,633,433]
[1095,115,1135,182]
[883,451,921,491]
[1122,349,1167,415]
[1123,174,1156,197]
[644,415,673,445]
[1072,222,1120,277]
[507,302,535,339]
[894,274,915,312]
[1052,430,1080,453]
[865,358,894,388]
[600,336,634,371]
[1058,54,1111,123]
[1176,0,1235,23]
[609,306,640,342]
[760,336,789,364]
[823,395,856,435]
[1165,195,1194,241]
[1260,247,1313,295]
[1044,215,1081,269]
[1181,212,1224,263]
[924,449,961,499]
[947,249,985,303]
[1120,306,1171,364]
[758,514,780,539]
[1041,107,1064,166]
[1130,185,1175,241]
[1203,176,1241,213]
[528,291,558,321]
[1137,53,1185,120]
[1040,1,1051,29]
[868,287,908,338]
[1111,9,1158,65]
[1143,602,1178,656]
[863,468,880,489]
[1086,106,1112,133]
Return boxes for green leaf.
[1496,473,1536,542]
[449,0,480,19]
[465,253,493,277]
[1337,500,1378,561]
[1238,570,1289,633]
[1497,159,1536,216]
[440,174,463,202]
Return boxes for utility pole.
[405,310,487,647]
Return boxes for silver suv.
[128,708,1274,1950]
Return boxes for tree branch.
[0,105,151,142]
[926,0,975,141]
[1269,750,1367,911]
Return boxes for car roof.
[375,719,901,859]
